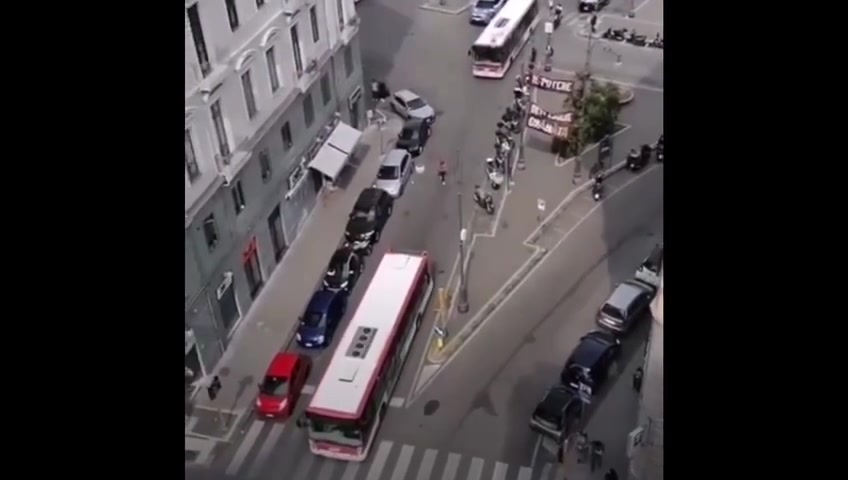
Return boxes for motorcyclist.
[554,3,563,19]
[627,148,640,166]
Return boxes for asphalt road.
[189,1,663,478]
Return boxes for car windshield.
[308,417,364,447]
[351,209,376,221]
[476,0,498,8]
[399,127,417,140]
[302,311,325,327]
[259,375,289,396]
[378,166,400,180]
[601,303,624,320]
[472,45,506,64]
[406,98,427,109]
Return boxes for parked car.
[375,149,414,198]
[529,384,583,440]
[560,330,621,397]
[469,0,507,25]
[390,89,436,123]
[255,352,311,419]
[296,289,348,348]
[323,247,365,292]
[634,243,663,289]
[596,280,655,334]
[344,188,394,255]
[396,118,432,156]
[579,0,609,13]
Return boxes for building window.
[210,100,230,158]
[320,75,331,106]
[336,0,345,31]
[267,205,287,263]
[187,5,211,77]
[256,0,265,7]
[265,47,280,93]
[202,214,218,251]
[241,70,258,119]
[259,150,272,182]
[185,129,201,183]
[243,240,264,299]
[344,45,353,77]
[281,122,293,151]
[217,275,240,331]
[231,180,246,214]
[225,0,240,31]
[290,25,303,77]
[303,93,314,127]
[310,6,320,42]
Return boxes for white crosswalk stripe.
[210,418,563,480]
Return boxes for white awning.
[309,144,348,181]
[326,121,362,155]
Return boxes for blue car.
[296,289,348,348]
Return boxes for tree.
[557,80,622,158]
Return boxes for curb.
[418,1,472,14]
[426,160,628,364]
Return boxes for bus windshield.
[308,416,364,448]
[472,45,506,64]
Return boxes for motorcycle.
[486,159,504,189]
[655,144,663,162]
[602,28,627,42]
[473,187,496,215]
[626,150,647,171]
[647,34,664,49]
[627,32,648,46]
[591,177,604,201]
[553,10,563,29]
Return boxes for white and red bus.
[471,0,540,78]
[304,251,434,461]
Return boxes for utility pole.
[456,149,469,314]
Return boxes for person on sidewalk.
[633,367,644,393]
[604,468,619,480]
[438,160,447,185]
[590,440,605,472]
[575,431,589,463]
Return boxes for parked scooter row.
[625,134,664,171]
[601,28,664,49]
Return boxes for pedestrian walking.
[633,367,644,393]
[530,46,537,65]
[590,440,605,472]
[438,159,447,185]
[604,468,619,480]
[575,431,589,463]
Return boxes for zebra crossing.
[214,416,560,480]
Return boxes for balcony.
[341,14,360,45]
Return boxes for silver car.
[470,0,506,25]
[390,90,436,124]
[374,149,413,198]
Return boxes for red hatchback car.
[255,352,311,420]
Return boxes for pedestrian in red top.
[438,159,447,185]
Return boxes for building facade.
[630,269,664,480]
[184,0,365,389]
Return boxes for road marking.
[415,165,662,394]
[491,461,509,480]
[441,452,462,480]
[315,458,337,480]
[389,396,405,408]
[416,448,439,480]
[292,450,316,480]
[467,457,485,480]
[390,444,416,479]
[529,434,542,468]
[225,420,264,475]
[340,460,361,480]
[517,465,534,480]
[247,422,286,478]
[366,441,394,480]
[539,463,553,480]
[634,0,653,13]
[548,67,664,92]
[302,384,317,395]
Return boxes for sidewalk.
[557,342,644,480]
[185,117,403,442]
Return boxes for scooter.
[473,187,496,215]
[647,34,664,49]
[656,145,664,163]
[486,158,504,190]
[602,27,627,41]
[627,32,648,46]
[591,177,604,201]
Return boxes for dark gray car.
[596,279,655,334]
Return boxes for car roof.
[537,385,575,415]
[402,118,425,129]
[266,352,299,377]
[354,188,384,210]
[381,149,409,167]
[569,332,615,367]
[395,89,419,101]
[642,244,663,270]
[606,281,648,309]
[306,289,337,313]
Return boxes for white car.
[374,149,414,198]
[390,90,436,124]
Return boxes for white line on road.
[302,384,316,395]
[416,448,439,480]
[468,457,485,480]
[225,420,264,476]
[390,445,416,480]
[292,451,316,480]
[491,461,509,480]
[539,463,553,480]
[529,434,543,468]
[247,422,286,478]
[340,461,361,480]
[316,457,337,480]
[366,441,394,480]
[441,453,462,480]
[415,165,663,394]
[517,466,534,480]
